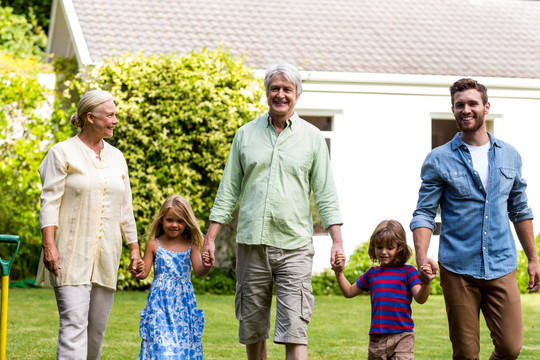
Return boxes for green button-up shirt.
[210,112,342,250]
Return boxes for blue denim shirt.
[410,133,533,280]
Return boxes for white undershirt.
[465,142,491,190]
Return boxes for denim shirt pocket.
[442,171,472,197]
[499,167,516,195]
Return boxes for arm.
[205,132,244,267]
[411,283,431,304]
[191,245,211,277]
[412,227,438,283]
[136,239,157,280]
[333,252,363,298]
[41,226,61,276]
[202,221,223,267]
[119,155,141,276]
[513,219,540,293]
[38,147,68,277]
[310,134,344,271]
[335,272,364,298]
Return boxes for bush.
[0,50,59,280]
[59,49,265,289]
[0,5,46,58]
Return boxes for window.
[303,115,333,155]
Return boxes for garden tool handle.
[0,235,20,276]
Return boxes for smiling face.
[266,73,299,120]
[452,88,490,134]
[87,99,118,139]
[161,208,187,240]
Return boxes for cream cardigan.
[36,136,138,290]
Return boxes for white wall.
[295,72,540,274]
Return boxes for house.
[47,0,540,272]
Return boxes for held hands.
[332,252,346,275]
[202,237,215,268]
[134,258,146,279]
[418,258,438,284]
[420,264,435,284]
[202,251,211,268]
[129,250,144,278]
[136,259,145,272]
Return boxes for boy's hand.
[421,263,433,275]
[332,252,346,273]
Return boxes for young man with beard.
[410,78,540,359]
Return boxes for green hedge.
[60,49,265,289]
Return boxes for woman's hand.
[43,244,61,276]
[42,226,61,276]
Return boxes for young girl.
[333,219,434,360]
[136,195,210,360]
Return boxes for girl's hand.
[202,251,211,268]
[136,259,145,272]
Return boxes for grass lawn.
[5,288,540,359]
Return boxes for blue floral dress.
[138,240,205,359]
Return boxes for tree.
[0,5,47,58]
[0,0,51,36]
[0,4,56,279]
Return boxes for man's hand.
[417,258,437,284]
[328,224,345,273]
[330,242,345,273]
[527,262,540,293]
[202,237,216,268]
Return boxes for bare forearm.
[514,220,538,262]
[41,226,56,247]
[415,283,431,304]
[327,224,343,246]
[412,227,432,264]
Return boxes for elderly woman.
[36,89,142,359]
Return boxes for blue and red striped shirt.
[356,265,421,334]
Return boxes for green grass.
[4,288,540,359]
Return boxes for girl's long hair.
[368,219,412,266]
[147,195,204,250]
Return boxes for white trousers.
[54,284,115,360]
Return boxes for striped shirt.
[356,265,421,334]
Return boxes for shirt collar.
[266,112,299,129]
[450,131,501,151]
